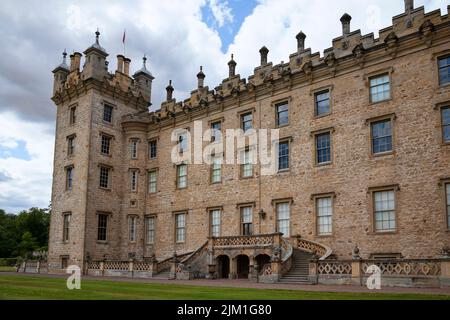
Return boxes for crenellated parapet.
[51,30,153,111]
[142,1,449,127]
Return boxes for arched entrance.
[216,255,230,279]
[255,254,271,274]
[236,255,250,279]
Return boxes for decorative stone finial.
[405,0,414,13]
[352,244,361,260]
[259,46,269,66]
[197,66,205,88]
[340,13,352,35]
[296,31,306,51]
[228,54,237,78]
[166,80,174,101]
[95,28,100,45]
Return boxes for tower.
[48,31,153,273]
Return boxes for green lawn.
[0,274,448,300]
[0,266,16,272]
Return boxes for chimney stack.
[259,46,269,66]
[228,54,236,78]
[405,0,414,12]
[197,66,205,88]
[70,52,82,72]
[296,31,306,51]
[166,80,174,101]
[116,55,124,73]
[123,58,131,76]
[340,13,352,36]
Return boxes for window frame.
[130,169,138,192]
[128,215,137,243]
[208,207,222,237]
[367,114,396,157]
[145,215,156,245]
[100,134,112,156]
[274,100,290,128]
[273,200,292,238]
[67,135,75,156]
[97,212,110,242]
[238,204,254,236]
[439,105,450,145]
[368,73,391,104]
[210,154,222,184]
[69,105,77,125]
[176,164,188,189]
[130,139,139,160]
[102,103,114,124]
[148,169,158,194]
[62,212,71,243]
[149,139,158,159]
[239,147,254,179]
[65,165,74,191]
[438,54,450,87]
[277,139,291,172]
[174,212,187,243]
[210,120,223,143]
[368,185,399,234]
[239,110,254,133]
[314,89,331,118]
[312,193,335,237]
[99,165,112,190]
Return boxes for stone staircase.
[153,269,171,279]
[279,249,313,284]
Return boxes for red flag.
[122,29,126,44]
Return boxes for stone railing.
[361,259,441,277]
[18,260,48,273]
[212,233,280,248]
[103,260,129,271]
[311,258,450,288]
[294,236,332,260]
[177,242,208,273]
[280,238,293,274]
[318,260,353,275]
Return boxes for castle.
[47,0,450,286]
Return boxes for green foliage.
[0,207,50,259]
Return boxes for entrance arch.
[236,255,250,279]
[216,255,230,279]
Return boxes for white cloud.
[207,0,234,28]
[0,112,54,213]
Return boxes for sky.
[0,0,448,213]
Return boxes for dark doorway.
[236,255,250,279]
[255,254,271,274]
[217,255,230,279]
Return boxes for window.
[146,216,156,245]
[276,102,289,126]
[62,213,71,242]
[373,190,396,232]
[99,166,110,189]
[438,55,450,85]
[278,141,289,171]
[276,202,290,237]
[211,121,222,142]
[178,133,188,153]
[369,74,390,103]
[130,170,138,192]
[131,140,138,159]
[177,164,187,189]
[129,216,137,242]
[69,106,76,125]
[316,197,333,235]
[316,132,331,164]
[241,112,253,132]
[210,209,221,237]
[441,106,450,143]
[149,140,157,159]
[101,135,111,155]
[211,155,222,183]
[67,136,75,156]
[175,213,186,243]
[148,170,157,193]
[61,256,69,269]
[240,149,253,178]
[371,119,393,154]
[97,214,108,241]
[315,90,330,116]
[446,183,450,229]
[103,104,113,123]
[241,206,253,236]
[66,166,73,190]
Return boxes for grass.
[0,274,448,300]
[0,266,16,272]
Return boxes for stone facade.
[48,2,450,277]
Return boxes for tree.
[14,231,39,258]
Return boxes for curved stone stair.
[279,249,313,284]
